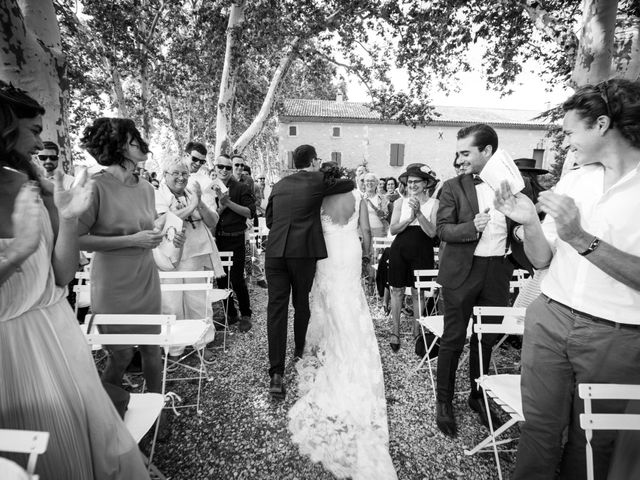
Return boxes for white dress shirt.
[541,163,640,324]
[474,181,507,257]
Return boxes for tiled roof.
[281,99,548,127]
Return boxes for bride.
[288,162,398,479]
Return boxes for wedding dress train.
[288,191,397,479]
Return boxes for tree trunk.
[572,0,619,86]
[214,1,246,157]
[165,94,184,150]
[1,0,72,173]
[614,13,640,80]
[233,38,301,153]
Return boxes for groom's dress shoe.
[269,374,285,398]
[468,395,504,429]
[293,347,304,360]
[435,401,457,437]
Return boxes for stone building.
[277,98,554,179]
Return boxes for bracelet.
[579,236,600,256]
[0,252,22,273]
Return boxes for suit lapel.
[460,174,480,215]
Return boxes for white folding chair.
[159,270,221,414]
[370,237,393,301]
[464,306,527,480]
[83,314,175,470]
[509,269,530,293]
[207,251,235,349]
[414,269,473,397]
[0,429,49,480]
[579,383,640,480]
[73,270,91,322]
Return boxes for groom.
[265,145,354,398]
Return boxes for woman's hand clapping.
[12,181,42,257]
[54,168,94,220]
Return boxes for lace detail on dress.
[288,190,397,480]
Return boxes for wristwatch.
[579,237,600,256]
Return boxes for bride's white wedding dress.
[288,191,397,479]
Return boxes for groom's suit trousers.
[266,257,317,377]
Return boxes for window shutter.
[289,125,297,136]
[389,144,398,166]
[397,144,405,166]
[287,151,294,169]
[331,152,342,165]
[332,126,341,137]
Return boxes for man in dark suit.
[435,123,530,436]
[265,145,354,398]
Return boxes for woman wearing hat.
[387,164,439,351]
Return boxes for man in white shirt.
[495,79,640,480]
[37,141,74,189]
[435,124,530,436]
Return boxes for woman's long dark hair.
[0,81,45,182]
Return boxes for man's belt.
[217,230,245,237]
[543,294,640,331]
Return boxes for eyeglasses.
[167,171,189,178]
[191,156,207,165]
[216,164,232,171]
[406,180,425,186]
[233,163,244,168]
[38,155,58,161]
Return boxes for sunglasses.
[191,156,207,165]
[216,164,233,171]
[38,154,58,161]
[233,163,244,168]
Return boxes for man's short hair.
[563,79,640,149]
[217,153,231,160]
[293,144,317,169]
[231,153,245,162]
[42,141,59,154]
[457,124,498,155]
[185,141,207,156]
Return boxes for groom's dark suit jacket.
[436,173,531,289]
[265,171,354,259]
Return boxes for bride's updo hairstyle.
[562,78,640,148]
[320,161,354,188]
[80,118,149,167]
[0,81,45,182]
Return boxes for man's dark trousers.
[437,255,513,403]
[217,234,252,319]
[266,257,316,377]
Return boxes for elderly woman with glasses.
[387,164,439,352]
[155,158,225,356]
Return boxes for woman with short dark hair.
[78,117,164,400]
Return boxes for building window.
[389,143,405,166]
[331,152,342,165]
[286,151,294,169]
[288,125,298,137]
[332,126,341,138]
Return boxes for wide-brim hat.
[398,163,438,189]
[514,158,549,175]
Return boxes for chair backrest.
[473,306,526,335]
[372,237,392,261]
[84,314,176,347]
[579,383,640,480]
[0,429,49,475]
